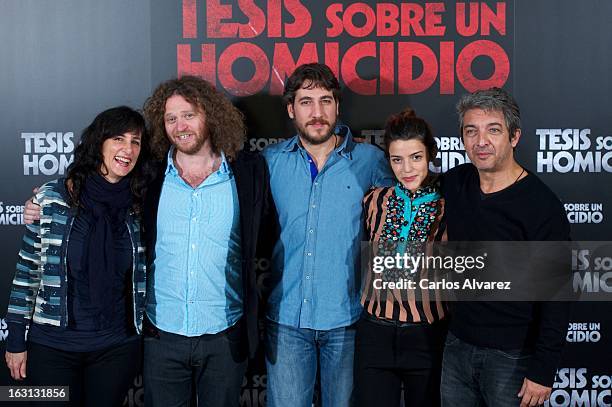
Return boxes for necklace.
[513,167,525,185]
[321,133,337,160]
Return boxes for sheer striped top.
[361,183,446,323]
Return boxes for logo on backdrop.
[0,319,7,341]
[360,129,384,149]
[567,322,602,343]
[177,1,512,96]
[547,368,611,406]
[572,249,612,294]
[564,202,604,224]
[0,202,25,225]
[248,138,284,152]
[21,132,75,176]
[536,129,612,173]
[431,136,470,173]
[121,374,268,407]
[240,375,267,407]
[254,257,272,301]
[359,130,470,173]
[123,375,143,407]
[0,319,29,342]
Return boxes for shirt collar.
[218,152,231,175]
[395,180,440,200]
[165,146,231,176]
[165,146,177,175]
[283,124,355,160]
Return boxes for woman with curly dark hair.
[5,106,151,407]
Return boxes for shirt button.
[191,244,196,250]
[309,229,314,234]
[303,299,309,303]
[306,252,312,256]
[314,182,319,186]
[311,204,316,208]
[306,275,310,280]
[192,217,197,222]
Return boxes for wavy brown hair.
[143,76,246,160]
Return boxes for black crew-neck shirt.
[442,163,571,387]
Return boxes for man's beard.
[172,131,206,155]
[295,118,337,145]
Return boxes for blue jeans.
[441,332,531,407]
[265,320,355,407]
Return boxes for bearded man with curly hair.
[141,76,274,407]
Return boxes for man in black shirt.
[440,87,570,407]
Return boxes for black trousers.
[26,339,142,407]
[143,319,248,407]
[354,316,447,407]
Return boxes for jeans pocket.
[444,331,461,347]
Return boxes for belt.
[361,311,433,328]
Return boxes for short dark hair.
[283,63,341,106]
[66,106,151,213]
[384,107,438,161]
[457,87,521,140]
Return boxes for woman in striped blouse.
[355,108,447,407]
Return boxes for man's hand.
[5,351,27,380]
[23,187,41,225]
[518,378,551,406]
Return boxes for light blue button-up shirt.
[146,149,243,336]
[262,125,394,330]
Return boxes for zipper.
[126,216,139,334]
[62,215,76,326]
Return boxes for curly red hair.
[143,76,246,160]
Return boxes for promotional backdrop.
[1,1,611,406]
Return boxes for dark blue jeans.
[441,332,531,407]
[143,320,247,407]
[265,320,356,407]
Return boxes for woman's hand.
[23,187,41,224]
[5,351,27,380]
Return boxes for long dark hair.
[65,106,152,213]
